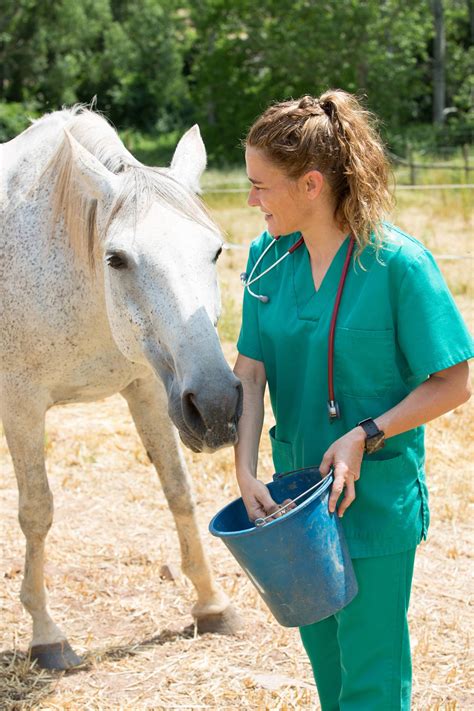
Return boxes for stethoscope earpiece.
[258,295,269,304]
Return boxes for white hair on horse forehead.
[46,105,219,267]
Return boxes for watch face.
[366,433,385,454]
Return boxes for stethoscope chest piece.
[327,400,341,420]
[240,271,269,302]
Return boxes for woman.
[234,91,472,710]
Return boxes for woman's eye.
[213,246,223,263]
[106,252,128,270]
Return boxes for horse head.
[59,122,242,453]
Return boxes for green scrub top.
[237,224,473,558]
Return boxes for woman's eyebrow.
[248,176,263,185]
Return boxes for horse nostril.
[182,390,206,436]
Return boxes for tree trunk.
[432,0,446,125]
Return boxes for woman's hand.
[238,475,293,522]
[319,427,365,517]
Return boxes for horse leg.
[1,388,81,669]
[121,377,242,634]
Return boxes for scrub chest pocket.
[335,327,396,398]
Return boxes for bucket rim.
[209,473,333,539]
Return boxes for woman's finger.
[257,489,280,517]
[338,478,356,517]
[245,499,267,521]
[328,467,345,513]
[267,497,296,520]
[347,465,361,482]
[319,449,334,477]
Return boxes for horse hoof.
[30,640,82,670]
[195,605,243,635]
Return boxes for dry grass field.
[1,186,473,709]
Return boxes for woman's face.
[245,146,310,236]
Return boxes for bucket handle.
[254,473,334,527]
[273,464,323,481]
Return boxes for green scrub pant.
[299,548,416,711]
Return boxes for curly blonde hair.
[245,90,394,252]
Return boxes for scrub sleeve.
[237,226,473,710]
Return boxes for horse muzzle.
[169,376,243,453]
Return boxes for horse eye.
[213,246,223,263]
[106,251,128,270]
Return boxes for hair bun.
[296,95,322,118]
[319,99,336,119]
[297,95,317,109]
[297,95,336,120]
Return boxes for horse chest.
[49,353,150,405]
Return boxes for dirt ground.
[1,192,473,709]
[1,364,472,710]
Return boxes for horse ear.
[64,129,119,202]
[169,125,207,194]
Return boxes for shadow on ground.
[0,626,195,709]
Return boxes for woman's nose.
[247,186,259,207]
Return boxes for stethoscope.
[240,234,355,422]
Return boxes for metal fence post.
[462,144,470,181]
[406,141,416,185]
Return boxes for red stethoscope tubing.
[287,235,305,253]
[328,236,355,410]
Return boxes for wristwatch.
[357,418,385,454]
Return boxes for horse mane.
[46,105,217,267]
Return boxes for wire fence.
[389,145,473,184]
[204,183,474,194]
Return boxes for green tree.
[187,0,472,162]
[98,0,191,130]
[0,0,190,133]
[1,0,471,155]
[0,0,111,107]
[188,0,433,162]
[444,0,474,118]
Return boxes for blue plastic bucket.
[209,467,358,627]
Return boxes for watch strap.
[357,418,381,439]
[357,418,385,454]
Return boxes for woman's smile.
[245,146,304,236]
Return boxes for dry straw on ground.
[1,190,473,709]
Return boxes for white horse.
[0,107,242,670]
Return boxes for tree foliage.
[0,0,471,162]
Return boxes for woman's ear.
[303,170,324,200]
